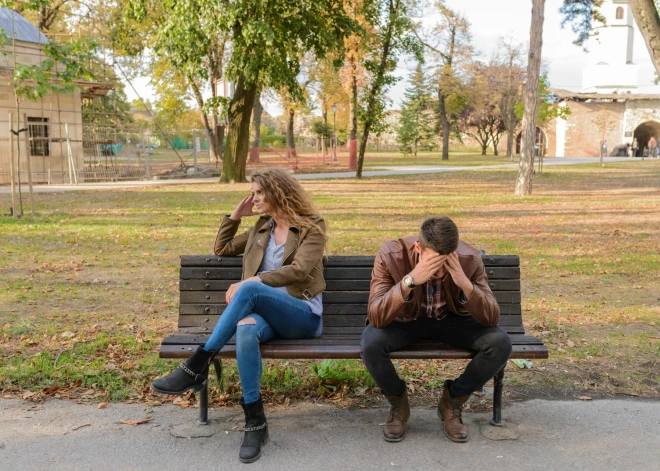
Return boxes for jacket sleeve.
[258,221,326,287]
[214,216,251,256]
[461,256,500,327]
[367,250,416,329]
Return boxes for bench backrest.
[178,255,523,336]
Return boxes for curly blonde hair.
[250,168,327,240]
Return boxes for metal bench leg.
[198,382,209,425]
[213,358,223,391]
[490,366,505,427]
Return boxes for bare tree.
[414,2,474,160]
[515,0,545,197]
[592,106,616,167]
[497,37,525,159]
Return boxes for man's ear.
[414,242,421,254]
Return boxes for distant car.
[147,144,158,149]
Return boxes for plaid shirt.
[421,277,449,320]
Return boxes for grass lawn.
[1,160,658,408]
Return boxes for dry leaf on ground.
[119,418,153,426]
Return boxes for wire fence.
[0,120,397,185]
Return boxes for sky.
[123,0,660,117]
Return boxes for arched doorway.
[633,121,660,156]
[516,127,547,156]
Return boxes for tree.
[515,0,545,197]
[458,68,504,156]
[0,22,96,216]
[121,0,355,182]
[496,37,525,159]
[249,90,263,163]
[356,0,421,178]
[397,62,434,156]
[591,106,616,166]
[414,1,474,160]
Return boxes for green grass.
[1,159,659,402]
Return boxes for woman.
[152,168,327,463]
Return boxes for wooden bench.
[160,254,548,425]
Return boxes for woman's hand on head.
[230,195,257,220]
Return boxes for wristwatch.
[402,274,417,289]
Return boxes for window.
[616,7,624,20]
[28,117,49,157]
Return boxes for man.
[361,216,511,443]
[648,137,656,158]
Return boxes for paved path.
[1,398,658,470]
[0,157,643,193]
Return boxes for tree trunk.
[356,0,398,178]
[249,91,262,163]
[514,0,545,197]
[322,109,328,158]
[286,107,297,164]
[629,0,660,77]
[349,74,358,170]
[439,92,450,160]
[481,143,488,155]
[506,129,514,159]
[221,75,258,183]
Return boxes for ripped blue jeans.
[203,282,321,404]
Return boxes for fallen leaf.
[578,396,592,401]
[98,402,108,409]
[22,391,37,399]
[82,389,95,396]
[119,418,153,426]
[512,359,533,369]
[61,332,76,339]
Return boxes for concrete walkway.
[0,156,643,193]
[0,398,658,470]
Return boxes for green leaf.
[512,359,533,369]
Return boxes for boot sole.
[383,431,406,443]
[151,381,206,396]
[438,409,468,443]
[239,432,269,463]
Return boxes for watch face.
[403,275,413,287]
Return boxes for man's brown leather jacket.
[367,236,500,329]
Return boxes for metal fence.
[0,121,385,185]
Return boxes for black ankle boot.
[151,347,214,395]
[239,397,269,463]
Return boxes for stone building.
[545,1,660,157]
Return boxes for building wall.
[0,40,84,184]
[560,101,626,157]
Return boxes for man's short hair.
[418,216,459,255]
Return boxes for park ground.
[0,156,658,412]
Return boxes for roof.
[0,8,48,44]
[550,88,660,101]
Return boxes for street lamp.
[332,103,337,162]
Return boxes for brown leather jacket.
[214,215,326,300]
[367,236,500,329]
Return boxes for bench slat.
[180,266,520,281]
[179,290,522,305]
[159,343,547,360]
[162,333,544,346]
[178,304,523,317]
[180,279,521,292]
[177,313,523,329]
[180,254,520,268]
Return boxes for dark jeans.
[360,314,512,398]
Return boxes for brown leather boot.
[383,391,410,442]
[437,380,469,443]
